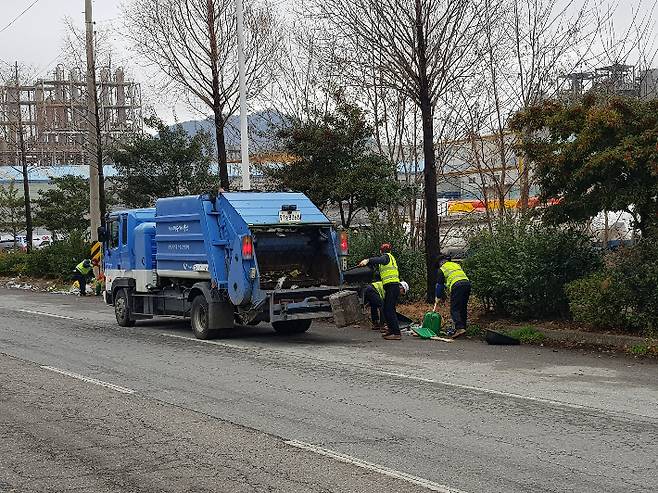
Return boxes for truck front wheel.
[272,319,312,335]
[191,295,212,340]
[115,289,135,327]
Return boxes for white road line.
[18,309,77,320]
[160,332,654,419]
[377,370,595,412]
[161,333,248,350]
[285,440,468,493]
[41,366,135,394]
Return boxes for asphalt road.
[0,288,656,493]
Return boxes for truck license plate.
[279,210,302,223]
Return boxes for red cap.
[380,243,392,253]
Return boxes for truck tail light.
[242,235,253,260]
[339,230,349,256]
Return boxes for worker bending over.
[358,243,403,340]
[434,255,471,338]
[363,280,409,331]
[72,258,98,296]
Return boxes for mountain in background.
[173,110,289,153]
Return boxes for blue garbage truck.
[100,192,349,338]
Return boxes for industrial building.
[0,65,142,166]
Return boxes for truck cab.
[102,192,348,339]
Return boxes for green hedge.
[463,222,601,319]
[347,213,426,301]
[566,241,658,334]
[0,251,28,276]
[0,234,90,279]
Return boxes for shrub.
[0,234,90,279]
[464,222,601,319]
[0,250,28,276]
[347,213,426,301]
[564,272,626,329]
[23,233,90,279]
[566,240,658,334]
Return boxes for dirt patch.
[398,298,647,338]
[0,276,72,294]
[397,298,656,357]
[397,298,482,326]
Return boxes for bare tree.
[444,0,605,221]
[123,0,282,190]
[595,1,658,70]
[505,0,605,211]
[61,17,118,227]
[0,62,35,251]
[266,15,343,125]
[315,0,485,300]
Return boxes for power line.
[0,0,42,34]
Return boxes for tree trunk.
[415,0,439,303]
[519,131,529,212]
[20,159,32,253]
[207,0,230,190]
[637,206,657,239]
[519,163,529,213]
[421,99,438,303]
[214,115,229,189]
[14,63,32,253]
[496,131,507,218]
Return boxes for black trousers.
[450,281,471,330]
[383,282,400,334]
[72,272,87,296]
[363,285,384,324]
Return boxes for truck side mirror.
[97,226,107,243]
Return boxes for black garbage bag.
[342,265,375,285]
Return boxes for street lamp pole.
[235,0,250,190]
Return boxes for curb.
[538,328,649,348]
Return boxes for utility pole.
[236,0,250,190]
[14,62,33,253]
[86,0,101,241]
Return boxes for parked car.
[0,238,22,252]
[33,235,52,249]
[12,235,53,250]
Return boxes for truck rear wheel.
[191,295,212,340]
[115,289,135,327]
[272,319,312,335]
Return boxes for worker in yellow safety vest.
[362,279,409,332]
[433,254,471,338]
[358,243,404,340]
[72,258,98,296]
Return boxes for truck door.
[118,213,131,271]
[104,217,120,271]
[105,214,131,271]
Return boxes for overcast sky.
[1,0,656,124]
[0,0,194,122]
